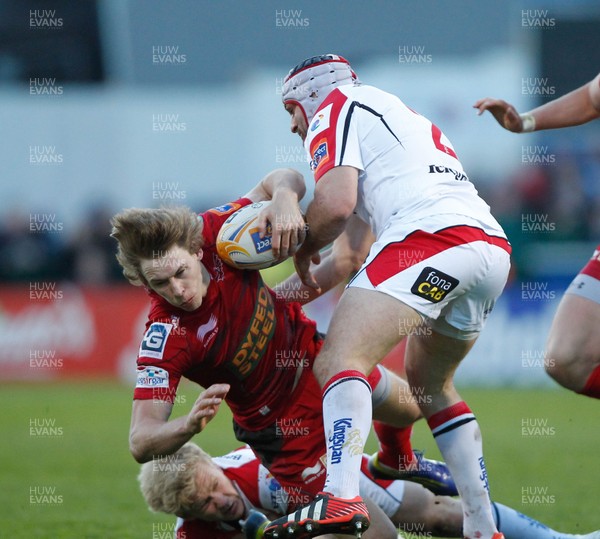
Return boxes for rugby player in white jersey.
[264,54,511,539]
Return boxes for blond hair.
[110,206,203,286]
[138,443,216,517]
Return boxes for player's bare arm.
[244,168,307,259]
[279,214,374,304]
[129,383,230,463]
[474,73,600,132]
[294,165,359,289]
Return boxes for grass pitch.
[1,381,598,538]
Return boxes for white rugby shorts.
[348,215,511,340]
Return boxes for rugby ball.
[216,201,281,270]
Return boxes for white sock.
[428,402,497,539]
[492,502,579,539]
[322,370,372,499]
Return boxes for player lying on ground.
[474,73,600,399]
[139,442,600,539]
[111,169,456,537]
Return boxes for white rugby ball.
[216,201,282,270]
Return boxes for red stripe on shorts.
[580,246,600,281]
[365,225,511,288]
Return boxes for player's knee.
[544,355,576,389]
[312,352,340,385]
[544,341,590,391]
[313,351,369,387]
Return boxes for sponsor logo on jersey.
[257,465,286,512]
[135,365,170,388]
[428,164,469,182]
[309,104,332,136]
[139,322,173,359]
[309,138,329,173]
[410,267,459,303]
[208,202,242,215]
[219,453,242,461]
[197,314,219,347]
[228,280,276,380]
[249,225,272,254]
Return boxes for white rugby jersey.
[304,84,505,239]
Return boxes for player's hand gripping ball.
[216,201,284,270]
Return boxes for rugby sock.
[322,370,372,499]
[578,365,600,399]
[492,502,574,539]
[373,422,417,469]
[428,402,497,539]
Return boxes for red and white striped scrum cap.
[282,54,359,123]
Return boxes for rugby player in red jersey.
[111,168,456,539]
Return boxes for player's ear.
[196,248,203,261]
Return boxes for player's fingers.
[202,383,230,398]
[298,220,307,246]
[194,406,217,419]
[193,398,223,414]
[256,212,269,239]
[294,256,320,290]
[472,98,489,113]
[286,216,306,256]
[278,231,290,260]
[271,227,282,258]
[288,227,302,256]
[304,271,321,291]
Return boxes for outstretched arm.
[474,73,600,132]
[129,383,230,463]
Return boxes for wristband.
[519,113,536,133]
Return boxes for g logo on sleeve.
[411,267,459,303]
[139,322,173,360]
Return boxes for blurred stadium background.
[0,0,599,537]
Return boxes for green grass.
[1,382,598,538]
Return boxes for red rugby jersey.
[133,198,318,430]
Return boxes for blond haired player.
[112,168,458,539]
[139,442,600,539]
[474,73,600,398]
